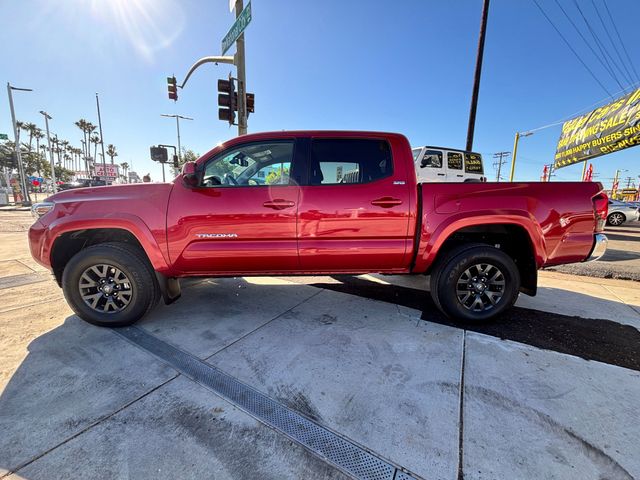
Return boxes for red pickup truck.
[29,131,608,327]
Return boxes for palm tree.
[33,129,45,176]
[106,144,118,164]
[75,119,94,174]
[120,162,129,183]
[90,134,101,165]
[60,140,69,169]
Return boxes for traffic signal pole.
[234,0,248,135]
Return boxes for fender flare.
[46,213,171,273]
[414,212,546,273]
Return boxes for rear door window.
[464,153,483,174]
[447,152,463,170]
[309,139,392,185]
[420,149,443,168]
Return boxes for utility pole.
[509,130,533,181]
[234,0,248,135]
[39,111,57,194]
[492,151,510,182]
[465,0,490,152]
[160,114,193,173]
[612,169,620,198]
[547,163,555,181]
[625,176,633,188]
[7,82,32,205]
[95,93,107,183]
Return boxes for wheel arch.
[422,220,541,296]
[48,215,170,285]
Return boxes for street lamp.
[508,131,534,182]
[7,82,33,205]
[39,111,57,194]
[160,114,193,174]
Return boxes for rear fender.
[413,213,546,273]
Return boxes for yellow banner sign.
[554,87,640,169]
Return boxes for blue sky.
[1,0,639,187]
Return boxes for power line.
[518,78,640,135]
[602,0,640,83]
[571,0,625,92]
[552,0,624,91]
[588,0,635,87]
[531,0,613,99]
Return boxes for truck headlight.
[31,202,55,220]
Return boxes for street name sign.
[221,1,252,55]
[0,133,8,140]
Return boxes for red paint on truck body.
[29,130,604,284]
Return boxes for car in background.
[58,179,107,191]
[412,146,487,183]
[607,200,640,226]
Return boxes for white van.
[412,146,486,183]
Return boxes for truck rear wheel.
[430,245,520,322]
[62,242,160,327]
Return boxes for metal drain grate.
[116,327,420,480]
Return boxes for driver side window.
[202,141,294,187]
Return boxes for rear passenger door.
[297,137,412,272]
[446,150,464,181]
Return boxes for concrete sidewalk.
[1,215,639,479]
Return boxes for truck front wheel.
[62,242,160,327]
[430,245,520,322]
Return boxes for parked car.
[29,130,607,327]
[412,146,487,182]
[606,200,640,226]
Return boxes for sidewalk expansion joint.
[456,331,467,480]
[115,326,423,480]
[205,288,323,361]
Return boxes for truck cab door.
[166,139,302,275]
[297,136,413,272]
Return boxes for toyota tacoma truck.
[28,131,609,327]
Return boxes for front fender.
[44,213,171,273]
[413,211,546,273]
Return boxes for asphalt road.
[550,220,640,281]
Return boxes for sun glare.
[89,0,185,61]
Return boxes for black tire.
[606,212,625,226]
[62,242,160,327]
[430,245,520,322]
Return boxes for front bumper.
[585,233,607,262]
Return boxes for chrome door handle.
[371,197,403,208]
[437,173,446,176]
[263,199,296,210]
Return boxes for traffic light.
[246,93,255,114]
[167,76,178,101]
[218,76,236,125]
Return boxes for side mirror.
[182,161,199,187]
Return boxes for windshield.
[412,148,422,161]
